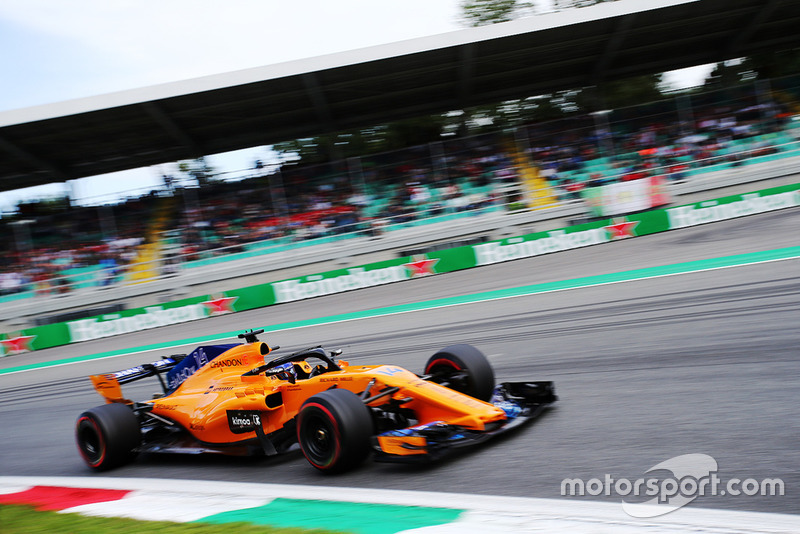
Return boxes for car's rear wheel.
[297,389,373,473]
[76,403,140,471]
[424,344,495,401]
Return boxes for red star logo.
[201,296,238,315]
[605,218,639,240]
[0,335,36,356]
[403,255,440,277]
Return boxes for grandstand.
[1,77,799,326]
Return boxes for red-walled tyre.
[424,344,495,401]
[75,403,140,471]
[297,389,373,473]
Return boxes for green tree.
[749,49,800,79]
[597,73,666,109]
[177,158,215,187]
[702,59,758,89]
[272,116,449,165]
[553,0,620,9]
[459,0,535,27]
[701,50,800,93]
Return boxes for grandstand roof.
[1,0,799,192]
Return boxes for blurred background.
[1,0,799,327]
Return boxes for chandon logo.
[210,358,243,368]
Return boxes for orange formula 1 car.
[76,329,556,473]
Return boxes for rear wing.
[89,344,239,404]
[90,356,183,404]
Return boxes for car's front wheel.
[75,403,140,471]
[424,344,495,401]
[297,389,373,473]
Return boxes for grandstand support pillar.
[591,109,615,162]
[10,219,33,253]
[268,167,288,224]
[429,141,449,185]
[676,93,695,138]
[98,204,117,241]
[513,126,531,159]
[756,79,776,132]
[182,185,198,220]
[347,156,367,194]
[66,180,76,208]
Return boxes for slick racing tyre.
[425,344,495,401]
[76,403,141,471]
[297,389,373,473]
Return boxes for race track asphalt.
[1,207,798,515]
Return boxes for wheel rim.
[300,408,339,468]
[307,417,333,457]
[428,362,472,394]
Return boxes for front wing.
[373,381,556,462]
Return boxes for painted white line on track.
[1,476,797,534]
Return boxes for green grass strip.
[198,498,463,534]
[0,503,342,534]
[2,246,798,376]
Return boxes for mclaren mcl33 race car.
[76,329,556,473]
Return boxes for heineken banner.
[582,176,671,217]
[2,182,798,356]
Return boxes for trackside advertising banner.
[582,176,671,217]
[1,182,798,356]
